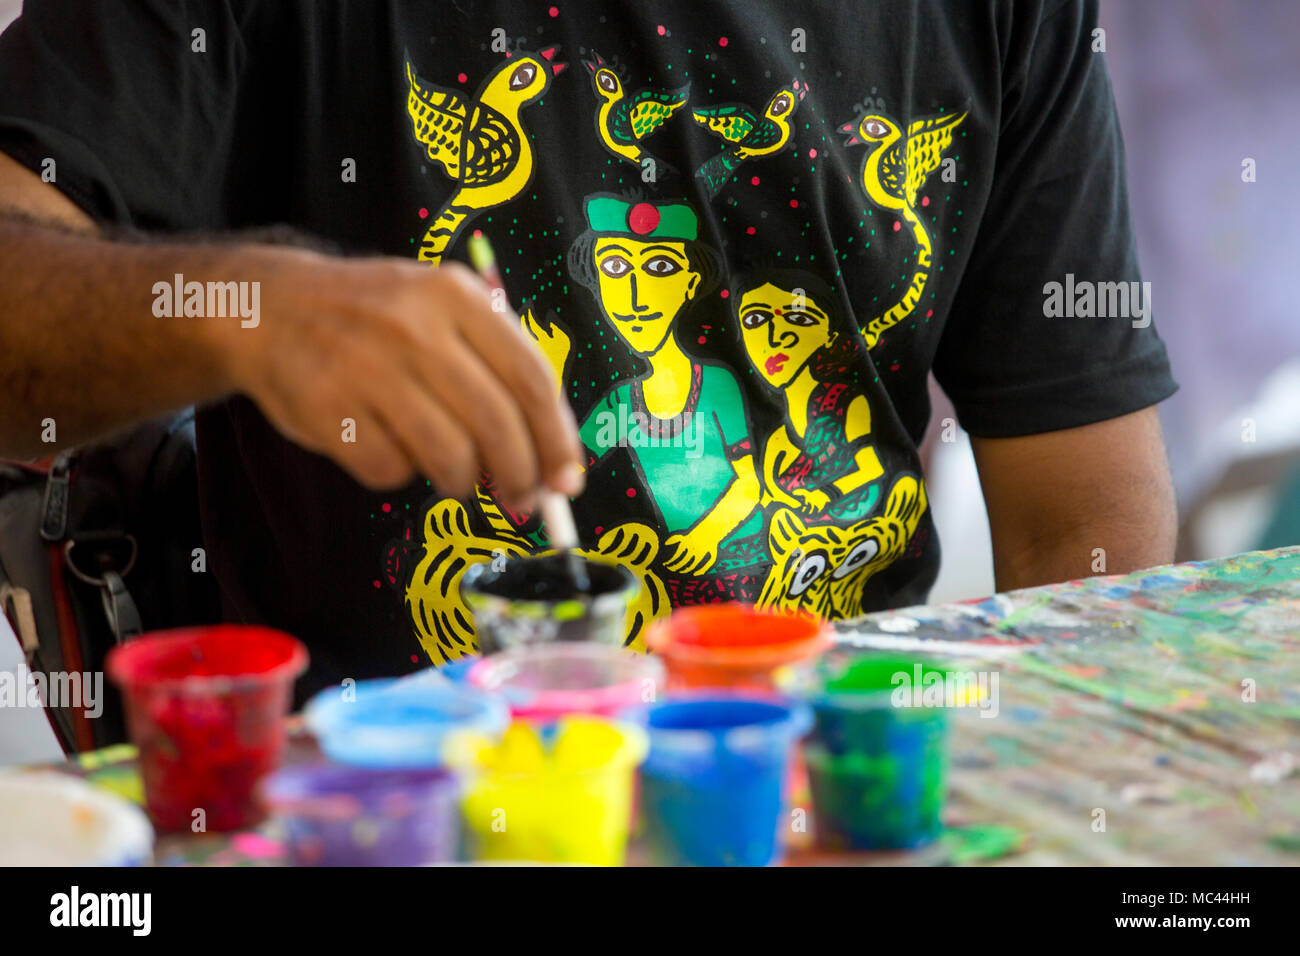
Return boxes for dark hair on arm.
[0,203,347,256]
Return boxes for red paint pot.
[646,604,830,693]
[106,626,308,833]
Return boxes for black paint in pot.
[461,554,638,654]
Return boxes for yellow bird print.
[692,80,807,198]
[405,48,567,265]
[840,108,966,347]
[583,52,689,172]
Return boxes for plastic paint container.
[0,772,154,866]
[783,652,952,851]
[261,763,461,866]
[645,604,830,692]
[391,666,456,690]
[467,642,665,723]
[105,626,307,833]
[640,696,812,866]
[445,717,648,865]
[461,553,638,653]
[432,658,477,683]
[303,679,509,768]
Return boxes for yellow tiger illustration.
[757,474,928,619]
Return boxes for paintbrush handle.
[470,234,584,566]
[539,492,579,551]
[467,231,505,298]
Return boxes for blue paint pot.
[437,659,478,683]
[304,679,508,769]
[397,661,475,685]
[640,696,811,866]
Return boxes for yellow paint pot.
[444,717,648,865]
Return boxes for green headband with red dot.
[585,197,698,240]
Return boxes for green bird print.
[692,80,806,198]
[583,52,689,174]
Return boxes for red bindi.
[628,203,660,235]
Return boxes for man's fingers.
[253,356,414,490]
[444,270,584,495]
[331,409,416,490]
[404,334,540,508]
[361,372,478,499]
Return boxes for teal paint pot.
[782,653,955,851]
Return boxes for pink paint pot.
[466,643,665,723]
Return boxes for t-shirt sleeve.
[932,0,1178,438]
[0,0,246,230]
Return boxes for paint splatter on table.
[832,545,1300,864]
[49,547,1300,865]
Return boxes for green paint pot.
[782,652,953,851]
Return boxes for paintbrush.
[467,231,591,597]
[539,491,591,596]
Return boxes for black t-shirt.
[0,0,1176,697]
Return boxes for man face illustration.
[738,282,833,388]
[593,238,700,357]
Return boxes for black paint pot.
[461,554,638,654]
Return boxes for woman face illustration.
[593,238,700,357]
[737,282,834,388]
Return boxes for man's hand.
[0,150,582,507]
[971,406,1176,591]
[218,250,583,506]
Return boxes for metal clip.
[39,451,76,542]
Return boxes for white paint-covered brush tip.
[540,492,579,551]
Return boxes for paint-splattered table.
[47,546,1300,865]
[814,544,1300,865]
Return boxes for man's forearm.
[0,205,584,498]
[989,508,1177,592]
[0,215,248,457]
[973,407,1179,593]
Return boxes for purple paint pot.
[261,763,461,866]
